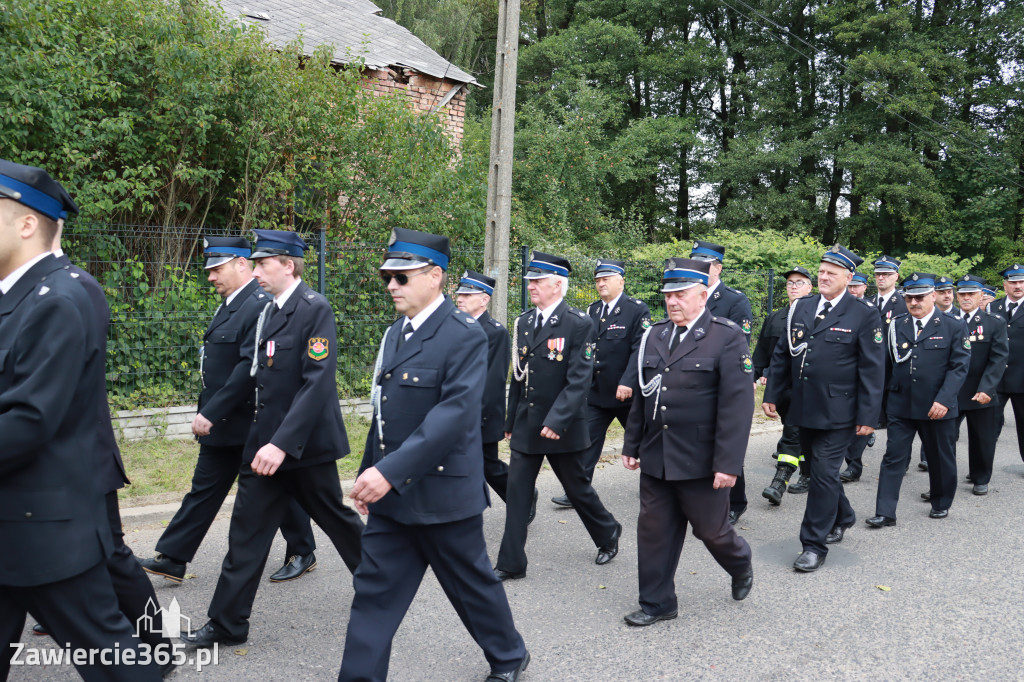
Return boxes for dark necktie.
[536,313,544,331]
[396,320,413,350]
[817,301,832,321]
[668,325,688,352]
[600,303,608,321]
[1009,302,1019,319]
[915,319,924,340]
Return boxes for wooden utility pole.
[484,0,521,326]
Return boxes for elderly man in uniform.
[867,273,969,526]
[848,272,869,299]
[551,258,651,509]
[991,264,1024,466]
[763,245,884,571]
[183,229,364,648]
[944,275,1008,495]
[689,240,754,524]
[755,266,813,505]
[139,237,317,586]
[494,252,622,581]
[340,229,528,682]
[455,269,537,522]
[0,160,160,680]
[620,258,754,627]
[916,275,960,471]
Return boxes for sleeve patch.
[873,328,883,344]
[308,337,329,360]
[742,354,753,374]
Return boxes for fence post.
[520,245,530,313]
[766,268,775,314]
[318,227,326,295]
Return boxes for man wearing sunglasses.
[341,228,528,682]
[755,266,814,505]
[867,273,969,527]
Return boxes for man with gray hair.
[494,252,621,581]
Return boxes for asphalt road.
[11,413,1024,680]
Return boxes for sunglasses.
[380,268,433,286]
[904,293,931,302]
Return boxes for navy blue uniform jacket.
[245,280,349,470]
[57,254,130,493]
[708,282,753,345]
[0,256,113,586]
[506,300,595,454]
[622,310,754,479]
[587,294,650,407]
[885,312,970,420]
[361,297,489,525]
[989,298,1024,393]
[479,310,511,444]
[957,308,1008,410]
[199,278,270,447]
[764,293,885,430]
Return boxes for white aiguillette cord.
[786,299,811,377]
[250,301,274,377]
[636,326,662,420]
[511,315,529,392]
[889,316,912,364]
[370,326,392,445]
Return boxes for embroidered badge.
[742,320,751,334]
[308,337,329,361]
[873,328,883,344]
[642,318,651,329]
[584,342,594,360]
[964,338,971,350]
[742,355,753,374]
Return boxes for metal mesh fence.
[62,224,782,409]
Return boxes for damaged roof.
[218,0,479,86]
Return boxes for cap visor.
[660,281,702,293]
[204,255,237,269]
[524,271,555,280]
[455,286,488,295]
[380,258,432,271]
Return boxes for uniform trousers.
[960,406,1000,485]
[156,444,315,563]
[581,403,632,479]
[496,450,619,574]
[637,474,752,616]
[799,428,857,556]
[1,561,161,681]
[482,441,509,502]
[844,434,871,478]
[773,389,802,462]
[997,393,1024,464]
[338,513,526,682]
[876,417,958,517]
[207,462,364,641]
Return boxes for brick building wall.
[363,66,467,147]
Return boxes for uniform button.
[662,425,668,430]
[259,384,264,389]
[259,402,265,408]
[530,370,534,374]
[529,387,534,391]
[380,444,386,451]
[259,363,265,369]
[660,406,667,411]
[406,479,412,485]
[437,465,444,472]
[529,403,534,407]
[384,373,391,380]
[413,377,419,383]
[24,512,32,519]
[382,396,388,402]
[530,353,535,357]
[695,363,700,367]
[661,387,667,392]
[663,368,669,373]
[596,370,601,374]
[809,336,814,340]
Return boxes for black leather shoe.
[866,515,896,528]
[929,509,949,519]
[31,623,47,636]
[731,568,753,600]
[527,488,539,525]
[728,506,746,526]
[486,650,530,681]
[973,484,989,495]
[920,491,932,501]
[551,494,573,508]
[596,523,621,565]
[180,621,245,647]
[624,608,678,626]
[918,461,928,471]
[139,554,186,583]
[965,474,974,483]
[269,553,317,582]
[826,522,854,544]
[787,474,811,494]
[494,568,525,581]
[793,551,826,572]
[839,468,860,483]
